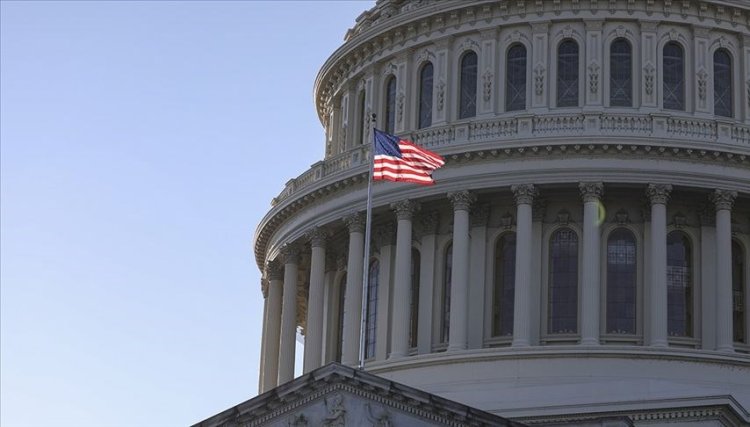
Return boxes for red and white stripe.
[373,140,445,185]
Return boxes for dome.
[253,0,750,424]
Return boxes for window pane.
[506,45,527,111]
[548,228,579,334]
[419,63,433,129]
[365,260,379,358]
[663,42,685,111]
[459,52,477,119]
[410,249,421,348]
[385,76,397,134]
[557,40,579,107]
[714,49,733,118]
[733,240,746,343]
[442,244,453,343]
[493,233,516,337]
[667,231,692,337]
[606,228,637,334]
[610,39,632,107]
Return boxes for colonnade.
[257,184,740,392]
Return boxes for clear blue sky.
[0,1,372,425]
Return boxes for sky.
[0,1,373,426]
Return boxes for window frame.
[601,226,642,343]
[417,61,434,129]
[713,47,733,118]
[457,50,478,120]
[555,38,581,108]
[662,41,687,112]
[505,43,528,112]
[542,224,582,343]
[490,231,517,339]
[608,37,634,108]
[665,228,701,347]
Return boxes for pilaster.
[585,20,604,108]
[531,22,550,110]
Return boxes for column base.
[580,337,600,346]
[511,339,530,348]
[649,340,668,348]
[447,344,467,352]
[716,345,735,353]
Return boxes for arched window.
[610,38,632,107]
[667,231,692,337]
[548,228,578,334]
[384,76,397,134]
[714,48,733,118]
[557,39,579,107]
[410,248,421,348]
[459,51,478,119]
[663,42,685,111]
[418,62,433,129]
[493,233,516,337]
[364,260,379,358]
[441,243,453,343]
[606,228,637,334]
[733,240,746,343]
[506,44,527,111]
[357,90,366,145]
[336,276,346,362]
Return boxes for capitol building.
[199,0,750,426]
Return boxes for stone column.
[712,189,738,352]
[303,228,327,373]
[258,280,269,392]
[342,213,366,365]
[447,191,475,351]
[390,200,420,359]
[579,182,604,345]
[262,260,283,391]
[373,223,395,361]
[417,211,439,354]
[511,184,537,347]
[646,184,672,347]
[699,206,717,350]
[278,245,300,385]
[468,205,489,349]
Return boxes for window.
[606,228,637,334]
[667,231,692,337]
[357,90,366,145]
[410,248,421,348]
[506,44,527,111]
[714,48,733,118]
[364,260,379,358]
[493,233,516,337]
[384,76,397,134]
[336,276,346,362]
[459,51,478,119]
[557,39,580,107]
[418,62,433,129]
[610,38,632,107]
[548,228,579,334]
[441,243,453,343]
[663,42,685,111]
[733,240,746,343]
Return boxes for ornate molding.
[344,212,366,233]
[266,259,284,281]
[448,190,476,211]
[436,79,446,111]
[710,189,738,211]
[697,68,708,101]
[579,182,604,203]
[306,227,329,249]
[588,61,600,94]
[646,184,673,205]
[643,62,655,95]
[281,243,301,264]
[534,63,545,95]
[512,183,538,205]
[614,209,630,225]
[482,69,493,102]
[391,199,420,221]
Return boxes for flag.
[372,129,445,185]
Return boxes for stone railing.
[271,113,750,206]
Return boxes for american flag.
[372,129,445,185]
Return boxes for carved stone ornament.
[511,183,538,205]
[579,182,604,202]
[697,68,708,101]
[306,227,328,248]
[266,259,284,281]
[615,209,630,225]
[534,64,545,96]
[711,189,738,211]
[261,278,269,298]
[322,393,346,426]
[556,209,572,225]
[281,243,301,264]
[391,199,420,220]
[500,212,514,229]
[396,91,405,123]
[416,48,435,65]
[288,413,308,426]
[364,109,373,136]
[437,79,446,111]
[482,69,493,102]
[365,403,392,427]
[343,212,366,233]
[643,62,655,95]
[588,61,600,94]
[673,212,687,228]
[448,190,476,211]
[562,25,573,38]
[470,204,490,227]
[646,183,673,205]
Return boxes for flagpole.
[358,114,376,370]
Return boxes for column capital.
[391,199,421,221]
[305,227,328,248]
[511,184,538,205]
[343,212,366,233]
[579,182,604,203]
[646,184,672,205]
[710,189,738,211]
[471,204,490,227]
[281,244,300,264]
[261,278,269,298]
[266,259,284,281]
[448,191,476,211]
